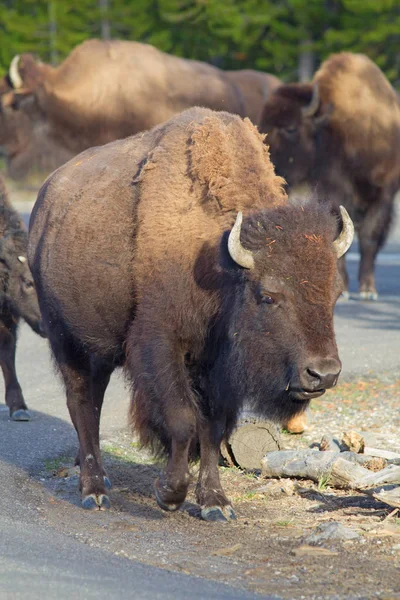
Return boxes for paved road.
[0,202,399,599]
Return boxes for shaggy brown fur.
[259,52,400,298]
[0,39,280,178]
[0,176,44,419]
[29,107,345,519]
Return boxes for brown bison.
[0,176,44,420]
[259,52,400,300]
[28,107,353,520]
[0,39,279,178]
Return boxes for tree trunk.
[298,39,315,82]
[99,0,111,40]
[48,1,57,66]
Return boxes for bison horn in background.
[334,206,354,258]
[228,212,255,269]
[9,55,23,90]
[302,83,320,118]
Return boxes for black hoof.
[104,476,112,490]
[82,493,111,511]
[201,505,236,522]
[11,409,31,422]
[154,485,181,512]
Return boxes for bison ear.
[189,116,232,199]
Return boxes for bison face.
[222,204,353,423]
[0,232,45,336]
[259,84,332,189]
[0,91,39,179]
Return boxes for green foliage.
[0,0,399,86]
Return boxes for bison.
[28,107,353,520]
[259,52,400,300]
[0,176,44,420]
[0,39,279,179]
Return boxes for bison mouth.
[288,389,326,402]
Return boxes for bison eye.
[23,280,34,291]
[262,295,274,304]
[283,125,297,135]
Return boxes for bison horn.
[334,206,354,258]
[228,212,255,270]
[9,55,23,89]
[302,83,320,118]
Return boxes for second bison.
[28,107,353,520]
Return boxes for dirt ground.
[33,375,400,600]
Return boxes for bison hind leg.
[49,326,113,510]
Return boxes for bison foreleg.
[154,404,196,512]
[0,319,29,421]
[196,419,236,522]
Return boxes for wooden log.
[261,449,400,489]
[224,417,281,470]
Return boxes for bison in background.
[29,107,353,520]
[0,39,279,179]
[259,52,400,300]
[0,176,44,420]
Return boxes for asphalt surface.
[0,202,399,599]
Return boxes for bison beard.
[28,107,352,521]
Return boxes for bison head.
[217,203,353,425]
[259,83,332,188]
[0,231,45,336]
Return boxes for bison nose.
[302,358,341,390]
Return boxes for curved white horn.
[228,212,255,269]
[302,83,320,118]
[334,206,354,258]
[18,255,27,263]
[9,55,23,89]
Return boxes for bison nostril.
[307,368,321,383]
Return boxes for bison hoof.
[104,476,112,490]
[201,505,236,522]
[82,493,111,510]
[154,485,181,512]
[11,409,31,422]
[360,290,378,301]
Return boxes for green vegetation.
[0,1,399,84]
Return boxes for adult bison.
[0,176,44,420]
[28,107,353,520]
[259,52,400,300]
[0,39,279,178]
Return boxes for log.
[224,417,281,470]
[261,449,400,490]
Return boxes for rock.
[342,431,365,454]
[305,522,360,545]
[319,435,341,453]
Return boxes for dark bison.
[259,52,400,300]
[0,176,44,420]
[28,107,353,520]
[0,39,280,178]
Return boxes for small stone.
[305,522,360,545]
[342,431,365,453]
[320,435,341,453]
